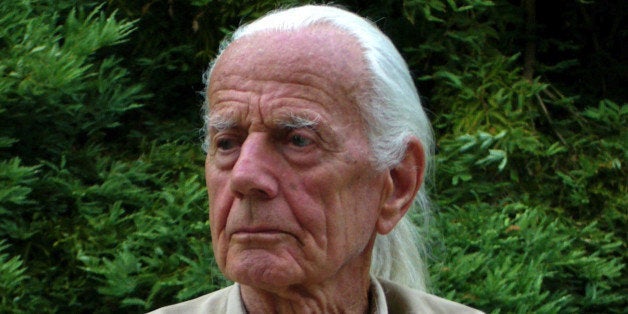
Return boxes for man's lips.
[230,227,293,242]
[226,225,307,247]
[231,234,290,247]
[233,227,285,234]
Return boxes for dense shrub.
[1,0,625,313]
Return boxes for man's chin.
[224,250,307,289]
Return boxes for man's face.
[205,27,389,290]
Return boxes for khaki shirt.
[148,277,483,313]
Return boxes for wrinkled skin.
[205,25,423,313]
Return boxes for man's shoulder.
[377,278,484,314]
[146,284,245,314]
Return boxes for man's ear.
[377,138,425,235]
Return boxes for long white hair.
[203,5,434,291]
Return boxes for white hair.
[202,5,434,292]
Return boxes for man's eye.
[216,138,238,151]
[289,134,313,147]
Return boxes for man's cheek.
[208,177,232,224]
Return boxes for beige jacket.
[148,277,483,313]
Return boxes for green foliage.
[0,0,143,162]
[0,240,29,312]
[1,0,625,313]
[430,203,624,312]
[398,0,626,312]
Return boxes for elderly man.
[151,4,482,314]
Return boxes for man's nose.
[229,133,279,199]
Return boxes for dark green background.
[1,0,625,313]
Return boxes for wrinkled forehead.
[208,25,369,102]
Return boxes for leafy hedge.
[1,0,625,313]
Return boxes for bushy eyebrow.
[207,114,237,132]
[275,112,322,130]
[207,111,323,132]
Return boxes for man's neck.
[238,253,373,314]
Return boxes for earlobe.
[376,138,425,235]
